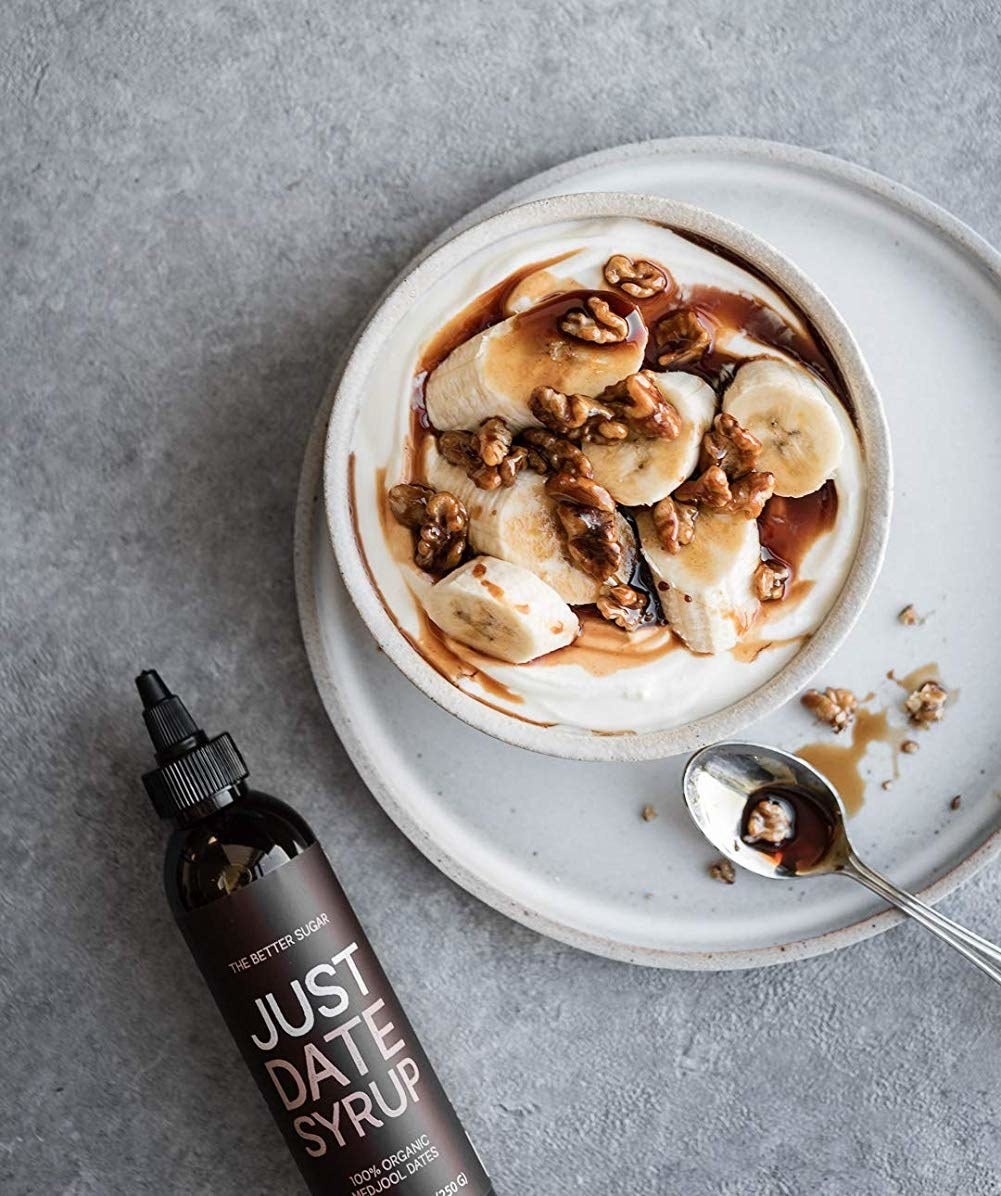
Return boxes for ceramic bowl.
[324,192,891,761]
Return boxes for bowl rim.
[324,191,892,763]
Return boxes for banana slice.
[504,248,608,314]
[722,359,844,498]
[637,509,761,654]
[425,449,602,605]
[424,557,579,664]
[586,371,716,507]
[425,300,647,433]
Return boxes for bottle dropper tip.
[136,669,171,708]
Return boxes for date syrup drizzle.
[606,506,665,629]
[758,481,839,600]
[658,227,852,409]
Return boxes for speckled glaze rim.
[323,189,892,763]
[296,137,1001,969]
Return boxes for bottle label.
[178,844,493,1196]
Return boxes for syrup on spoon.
[683,741,1001,985]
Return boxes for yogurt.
[351,217,865,735]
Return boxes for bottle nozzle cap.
[136,669,201,760]
[136,669,248,819]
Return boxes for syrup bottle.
[137,669,494,1196]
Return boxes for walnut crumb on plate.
[801,686,858,733]
[898,603,923,626]
[950,794,962,810]
[709,859,736,884]
[905,680,948,726]
[641,803,657,822]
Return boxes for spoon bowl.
[683,741,852,878]
[683,740,1001,986]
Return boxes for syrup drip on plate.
[796,708,903,816]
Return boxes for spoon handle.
[845,853,1001,986]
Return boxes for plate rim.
[294,135,1001,969]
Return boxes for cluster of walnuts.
[389,258,792,620]
[675,412,775,519]
[530,372,684,447]
[649,411,781,605]
[387,483,469,575]
[558,255,713,373]
[801,677,948,738]
[436,364,689,503]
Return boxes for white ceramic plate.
[296,138,1001,969]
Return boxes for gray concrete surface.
[3,2,1001,1193]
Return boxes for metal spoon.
[683,740,1001,985]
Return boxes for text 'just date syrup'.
[136,669,494,1196]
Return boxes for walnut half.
[709,859,736,884]
[603,253,669,300]
[802,686,858,733]
[530,386,594,434]
[477,416,513,467]
[743,798,794,846]
[654,307,712,367]
[619,372,682,440]
[754,559,791,602]
[546,472,616,513]
[387,482,435,528]
[675,409,774,519]
[699,412,762,476]
[560,295,630,344]
[597,583,647,631]
[439,418,527,490]
[529,387,626,442]
[388,483,468,574]
[546,471,622,582]
[520,427,594,477]
[651,496,698,554]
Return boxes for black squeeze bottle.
[136,670,494,1196]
